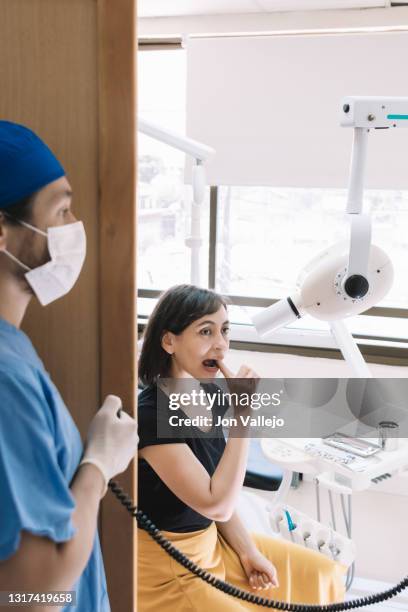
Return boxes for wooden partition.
[0,1,137,610]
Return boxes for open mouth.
[202,359,218,369]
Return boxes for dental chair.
[238,439,286,536]
[244,439,283,492]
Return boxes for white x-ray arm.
[138,118,215,205]
[138,117,215,284]
[138,118,215,163]
[341,97,408,295]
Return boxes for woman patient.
[137,284,345,611]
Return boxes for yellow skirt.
[137,523,346,611]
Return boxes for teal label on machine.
[387,114,408,120]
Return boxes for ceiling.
[138,0,390,19]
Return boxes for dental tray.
[269,504,355,567]
[323,433,381,457]
[261,437,408,492]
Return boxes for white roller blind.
[186,31,408,188]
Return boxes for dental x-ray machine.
[252,96,408,377]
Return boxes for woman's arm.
[216,510,257,558]
[139,434,250,522]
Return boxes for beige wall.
[0,0,100,434]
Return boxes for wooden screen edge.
[98,1,137,611]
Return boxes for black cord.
[109,480,408,610]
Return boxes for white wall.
[139,6,408,37]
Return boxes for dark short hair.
[0,192,37,225]
[139,284,228,386]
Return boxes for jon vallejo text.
[167,413,285,429]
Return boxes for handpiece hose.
[109,480,408,611]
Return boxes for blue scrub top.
[0,318,110,611]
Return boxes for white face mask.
[3,219,86,306]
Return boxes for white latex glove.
[80,395,139,496]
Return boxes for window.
[216,186,408,308]
[138,47,210,289]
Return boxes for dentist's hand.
[80,395,139,497]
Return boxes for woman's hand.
[217,361,260,395]
[217,361,260,417]
[239,547,279,591]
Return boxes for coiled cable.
[109,480,408,610]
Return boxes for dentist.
[0,121,138,611]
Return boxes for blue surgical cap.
[0,121,65,209]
